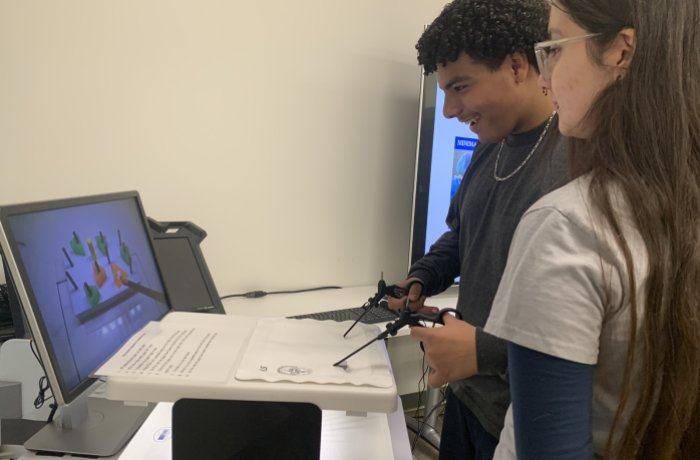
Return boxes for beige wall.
[0,0,446,296]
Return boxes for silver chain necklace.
[493,111,557,182]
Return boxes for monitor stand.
[24,396,155,457]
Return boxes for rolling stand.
[406,386,443,450]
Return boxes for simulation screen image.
[424,81,478,254]
[6,197,169,393]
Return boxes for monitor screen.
[147,218,225,314]
[152,236,216,310]
[0,191,170,406]
[409,72,478,273]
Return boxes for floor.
[403,392,445,460]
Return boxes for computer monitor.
[0,191,170,456]
[408,72,478,273]
[147,218,225,314]
[0,257,28,340]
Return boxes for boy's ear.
[509,52,530,83]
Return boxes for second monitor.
[147,218,225,314]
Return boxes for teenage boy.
[389,1,569,458]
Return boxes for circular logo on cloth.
[277,365,312,376]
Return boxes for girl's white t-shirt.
[485,176,648,458]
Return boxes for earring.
[541,87,549,96]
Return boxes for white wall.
[0,0,446,296]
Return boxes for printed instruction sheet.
[94,320,240,383]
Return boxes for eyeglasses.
[534,33,601,81]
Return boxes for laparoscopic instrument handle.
[333,307,461,368]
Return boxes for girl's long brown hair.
[554,0,700,458]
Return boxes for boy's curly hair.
[416,0,550,74]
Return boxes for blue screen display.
[424,80,479,255]
[5,194,169,397]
